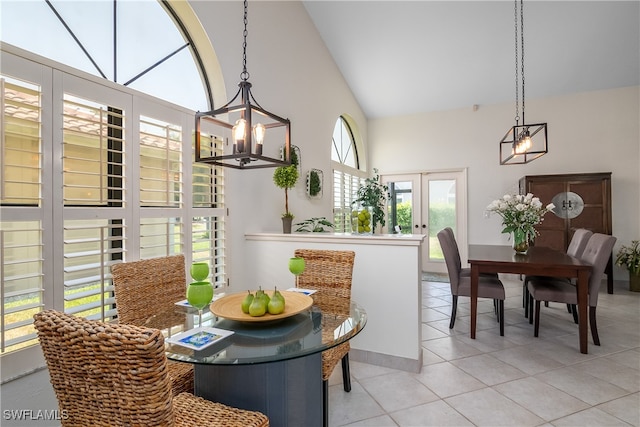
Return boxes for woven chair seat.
[174,393,269,427]
[34,309,269,427]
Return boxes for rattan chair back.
[34,309,175,426]
[293,249,355,316]
[111,254,194,396]
[111,254,187,329]
[34,309,270,427]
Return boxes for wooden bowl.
[210,290,313,322]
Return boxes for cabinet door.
[525,180,567,251]
[568,181,608,234]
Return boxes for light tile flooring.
[328,276,640,427]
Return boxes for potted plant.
[294,217,335,232]
[273,164,299,233]
[352,168,388,234]
[615,240,640,292]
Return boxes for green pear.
[268,296,285,315]
[241,290,254,314]
[267,287,285,315]
[257,286,270,307]
[249,294,266,317]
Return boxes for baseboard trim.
[349,348,422,373]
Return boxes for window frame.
[0,46,226,382]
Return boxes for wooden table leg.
[470,264,478,339]
[577,269,589,354]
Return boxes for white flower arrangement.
[486,193,555,243]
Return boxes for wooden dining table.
[468,245,592,353]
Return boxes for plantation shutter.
[333,169,361,233]
[1,75,44,353]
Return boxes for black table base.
[194,353,322,426]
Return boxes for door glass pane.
[387,181,412,234]
[428,179,456,259]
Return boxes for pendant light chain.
[513,0,519,125]
[520,0,526,125]
[500,0,548,165]
[241,0,249,81]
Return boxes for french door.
[382,170,467,273]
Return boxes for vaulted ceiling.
[303,1,640,119]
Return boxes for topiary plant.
[273,164,299,218]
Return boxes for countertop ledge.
[245,232,426,246]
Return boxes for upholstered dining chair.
[527,233,616,345]
[294,249,355,427]
[437,228,506,335]
[443,227,498,279]
[111,254,194,396]
[33,309,269,427]
[523,228,593,320]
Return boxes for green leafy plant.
[352,168,389,232]
[273,165,299,218]
[616,240,640,275]
[308,170,321,197]
[295,217,335,232]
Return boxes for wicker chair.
[33,309,269,427]
[294,249,355,427]
[111,255,194,396]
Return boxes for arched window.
[1,0,212,111]
[0,0,225,379]
[331,116,366,232]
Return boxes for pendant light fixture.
[499,0,548,165]
[195,0,291,169]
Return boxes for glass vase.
[351,204,373,235]
[511,231,530,254]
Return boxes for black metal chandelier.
[195,0,291,169]
[499,0,548,165]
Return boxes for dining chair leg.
[524,286,530,318]
[493,299,498,319]
[341,354,351,392]
[566,304,572,313]
[449,295,458,329]
[570,304,578,324]
[323,379,329,427]
[498,300,504,336]
[534,300,541,337]
[529,294,534,325]
[589,306,600,346]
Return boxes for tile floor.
[327,276,640,427]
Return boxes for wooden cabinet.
[519,172,614,292]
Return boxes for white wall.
[189,1,639,283]
[189,1,368,288]
[368,86,640,279]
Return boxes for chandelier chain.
[520,0,525,124]
[241,0,249,81]
[513,0,520,124]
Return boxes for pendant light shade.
[500,122,548,165]
[195,0,291,169]
[499,0,548,165]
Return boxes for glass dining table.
[144,297,367,427]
